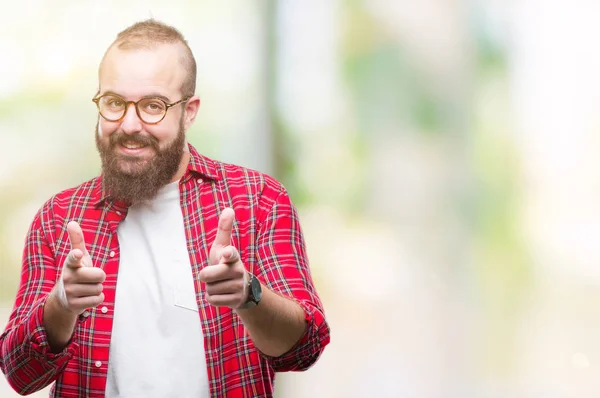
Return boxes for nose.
[120,103,143,135]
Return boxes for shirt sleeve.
[0,213,79,395]
[254,186,330,372]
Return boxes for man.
[0,19,330,398]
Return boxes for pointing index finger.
[67,221,87,252]
[212,207,235,250]
[67,221,92,266]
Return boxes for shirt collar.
[93,143,220,207]
[186,143,220,181]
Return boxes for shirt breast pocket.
[173,286,199,312]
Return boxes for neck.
[171,151,190,183]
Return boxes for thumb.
[210,207,235,262]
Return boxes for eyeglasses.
[92,93,190,124]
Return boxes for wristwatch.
[239,272,262,309]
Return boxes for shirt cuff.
[261,298,330,372]
[24,296,79,368]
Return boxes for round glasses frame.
[92,94,190,125]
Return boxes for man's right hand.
[52,221,106,315]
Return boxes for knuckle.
[85,268,103,282]
[64,285,75,297]
[236,280,245,292]
[62,267,76,280]
[91,272,103,283]
[233,267,245,278]
[205,284,215,296]
[204,270,217,283]
[66,297,77,309]
[62,273,73,284]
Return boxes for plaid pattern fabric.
[0,144,330,397]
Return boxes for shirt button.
[197,178,203,184]
[116,211,122,216]
[82,310,90,317]
[100,306,108,314]
[110,251,115,257]
[95,361,102,368]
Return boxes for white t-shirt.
[105,180,209,398]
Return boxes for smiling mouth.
[120,141,148,150]
[109,133,158,154]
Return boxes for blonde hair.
[100,19,197,97]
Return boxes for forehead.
[99,43,186,100]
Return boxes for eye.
[142,99,166,114]
[103,96,124,109]
[109,99,124,107]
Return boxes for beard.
[95,117,186,204]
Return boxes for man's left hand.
[199,207,248,309]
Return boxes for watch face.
[250,277,262,303]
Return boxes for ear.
[183,95,201,131]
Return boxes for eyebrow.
[101,91,172,103]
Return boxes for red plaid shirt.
[0,144,330,397]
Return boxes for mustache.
[109,133,159,150]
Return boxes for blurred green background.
[2,1,600,397]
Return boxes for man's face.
[95,43,194,203]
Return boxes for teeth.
[122,142,145,149]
